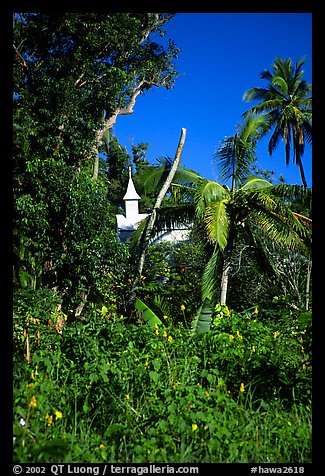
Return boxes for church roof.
[123,167,141,200]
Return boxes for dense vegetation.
[13,293,311,463]
[13,13,312,463]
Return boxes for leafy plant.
[13,299,311,463]
[191,298,213,333]
[135,298,165,328]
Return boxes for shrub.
[13,296,312,463]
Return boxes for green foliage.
[13,22,312,465]
[13,13,180,168]
[99,134,132,206]
[207,306,311,405]
[13,298,311,463]
[135,298,165,328]
[13,12,180,313]
[145,157,310,310]
[14,157,129,314]
[191,298,213,333]
[137,240,208,325]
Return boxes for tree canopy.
[13,13,180,170]
[13,13,180,315]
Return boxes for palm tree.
[199,175,311,305]
[141,115,311,307]
[243,57,312,188]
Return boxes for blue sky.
[113,13,312,187]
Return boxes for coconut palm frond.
[140,158,171,195]
[128,215,149,250]
[141,167,165,195]
[245,222,280,277]
[271,183,312,202]
[138,156,180,196]
[204,199,229,251]
[201,247,221,303]
[243,86,270,103]
[214,134,253,187]
[292,212,312,229]
[239,112,270,143]
[249,206,308,254]
[173,166,203,187]
[240,183,311,253]
[156,155,174,168]
[195,180,228,219]
[153,204,195,232]
[215,114,270,189]
[239,177,273,191]
[170,182,196,204]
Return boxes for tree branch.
[140,13,174,43]
[13,42,28,70]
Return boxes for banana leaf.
[191,298,213,333]
[135,298,165,329]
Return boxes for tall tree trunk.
[297,156,308,189]
[305,258,312,311]
[127,128,187,311]
[220,246,231,305]
[91,128,106,180]
[220,234,234,305]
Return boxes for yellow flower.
[251,345,256,352]
[26,382,34,388]
[239,383,245,393]
[155,329,159,335]
[45,414,53,426]
[54,410,63,420]
[124,394,130,400]
[254,307,259,315]
[204,391,209,397]
[167,335,173,342]
[180,304,186,311]
[29,395,37,408]
[229,334,234,340]
[162,330,167,338]
[163,315,168,321]
[99,444,105,449]
[273,331,278,339]
[28,316,40,325]
[144,360,149,368]
[236,331,243,341]
[192,423,198,431]
[223,305,230,316]
[154,323,159,329]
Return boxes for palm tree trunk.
[305,258,312,311]
[220,244,232,305]
[127,128,187,311]
[297,156,308,189]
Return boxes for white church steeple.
[116,167,148,242]
[123,166,141,219]
[116,166,192,244]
